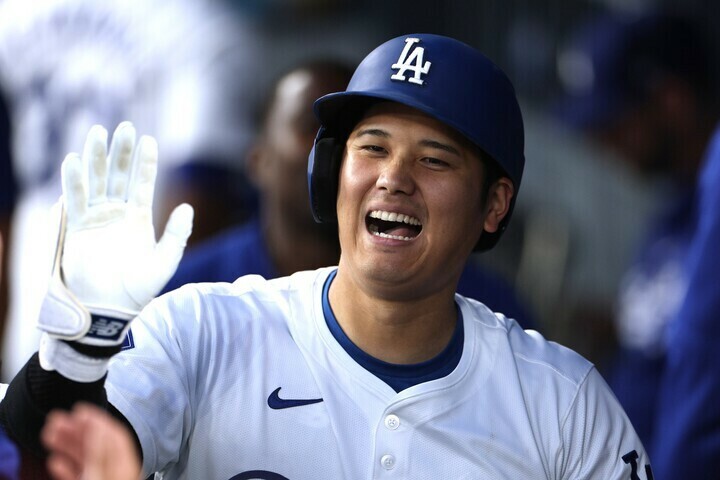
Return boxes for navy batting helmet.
[308,33,525,251]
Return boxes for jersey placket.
[372,408,411,478]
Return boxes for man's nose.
[376,156,415,195]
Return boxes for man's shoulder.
[461,296,593,388]
[507,326,594,388]
[138,268,330,349]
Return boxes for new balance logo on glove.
[86,315,129,341]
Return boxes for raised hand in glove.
[38,122,194,382]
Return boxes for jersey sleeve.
[104,288,202,475]
[557,367,652,479]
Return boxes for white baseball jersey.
[106,267,651,479]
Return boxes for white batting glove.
[38,122,194,382]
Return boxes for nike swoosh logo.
[267,387,323,410]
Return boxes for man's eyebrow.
[419,139,461,157]
[354,128,390,138]
[353,129,461,156]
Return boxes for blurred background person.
[651,123,720,480]
[0,0,263,382]
[163,60,350,290]
[552,10,720,450]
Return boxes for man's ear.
[482,177,514,233]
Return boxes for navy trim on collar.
[322,269,464,392]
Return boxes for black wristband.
[63,340,123,358]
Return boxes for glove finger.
[127,135,158,210]
[61,153,87,225]
[107,122,136,202]
[155,203,194,275]
[82,125,109,206]
[125,203,193,306]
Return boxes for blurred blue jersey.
[607,185,698,445]
[650,126,720,479]
[0,427,19,480]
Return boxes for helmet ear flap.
[308,136,345,223]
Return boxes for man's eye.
[361,145,386,153]
[423,157,449,167]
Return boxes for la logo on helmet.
[391,37,432,85]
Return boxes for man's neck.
[328,267,458,365]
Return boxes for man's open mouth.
[366,210,422,241]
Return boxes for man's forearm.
[0,353,109,456]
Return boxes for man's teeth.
[370,228,414,241]
[367,210,420,241]
[369,210,421,226]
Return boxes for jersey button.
[384,414,400,430]
[380,454,396,470]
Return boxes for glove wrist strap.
[39,334,111,383]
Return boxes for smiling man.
[328,102,512,363]
[1,34,650,479]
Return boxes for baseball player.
[1,34,650,479]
